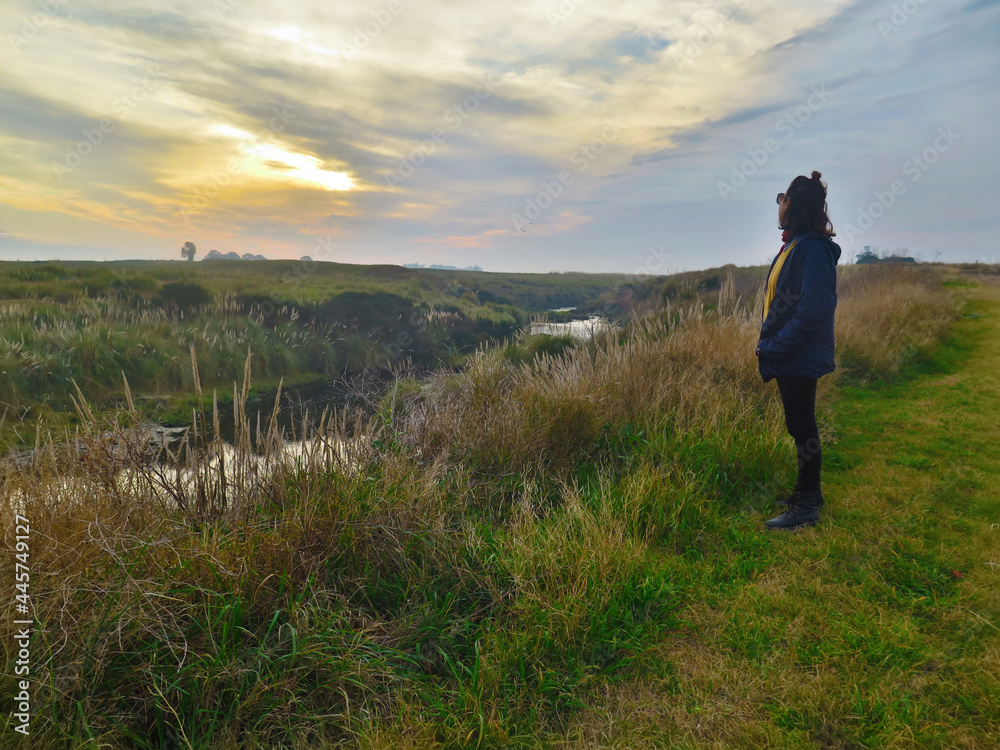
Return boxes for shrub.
[697,275,721,292]
[501,333,577,367]
[158,282,213,312]
[10,264,70,282]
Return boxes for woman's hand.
[755,346,761,357]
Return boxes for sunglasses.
[776,192,786,204]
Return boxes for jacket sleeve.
[757,240,836,359]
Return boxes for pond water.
[207,373,388,446]
[528,316,619,339]
[7,432,368,515]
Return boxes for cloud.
[0,0,997,270]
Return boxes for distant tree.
[181,241,197,262]
[856,246,916,264]
[885,246,916,262]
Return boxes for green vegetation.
[158,281,213,312]
[0,260,638,447]
[2,263,997,748]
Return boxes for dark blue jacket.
[757,232,842,383]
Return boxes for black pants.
[775,376,822,493]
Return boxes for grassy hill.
[0,258,634,313]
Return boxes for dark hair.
[780,170,835,237]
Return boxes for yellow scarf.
[762,239,798,324]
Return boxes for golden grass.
[835,263,959,377]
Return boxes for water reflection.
[115,434,365,509]
[528,316,618,339]
[7,431,367,516]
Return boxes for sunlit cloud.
[211,123,254,140]
[265,25,308,44]
[415,228,509,248]
[208,123,355,191]
[248,144,354,191]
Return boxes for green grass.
[549,275,999,748]
[2,266,997,749]
[1,258,634,448]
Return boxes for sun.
[211,123,354,191]
[249,144,354,191]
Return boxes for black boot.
[775,489,825,509]
[765,490,823,530]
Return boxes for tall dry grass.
[387,275,776,483]
[835,262,959,377]
[0,262,960,748]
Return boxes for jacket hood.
[798,232,842,263]
[828,236,842,263]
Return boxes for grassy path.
[557,272,1000,749]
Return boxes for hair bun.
[811,170,822,181]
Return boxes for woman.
[755,171,842,530]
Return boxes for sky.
[0,0,997,273]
